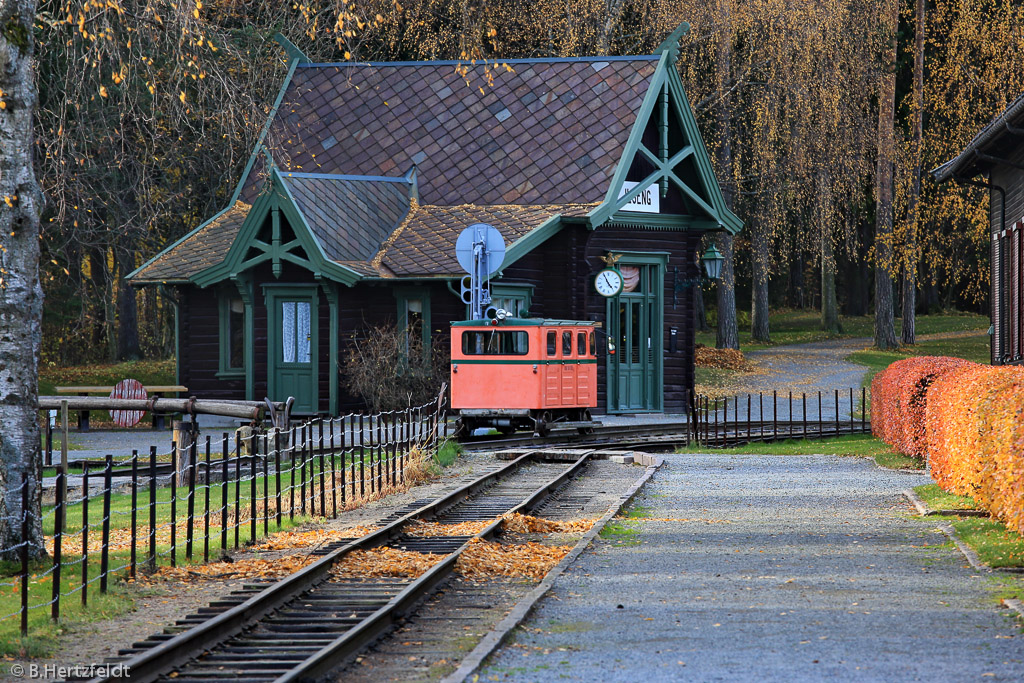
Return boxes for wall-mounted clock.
[594,268,624,297]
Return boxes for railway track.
[458,418,872,452]
[84,450,602,683]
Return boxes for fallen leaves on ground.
[501,513,596,534]
[624,517,735,524]
[143,555,318,583]
[331,547,444,579]
[405,519,493,536]
[455,538,571,580]
[695,345,749,371]
[252,525,377,551]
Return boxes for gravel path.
[480,454,1023,681]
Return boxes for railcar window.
[589,331,596,356]
[547,331,557,356]
[562,331,573,356]
[461,330,529,355]
[577,331,587,356]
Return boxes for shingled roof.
[130,45,741,287]
[132,201,250,283]
[241,57,660,206]
[377,203,595,277]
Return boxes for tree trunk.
[0,0,45,559]
[821,234,841,334]
[902,0,925,346]
[751,217,771,342]
[874,0,899,350]
[695,283,709,332]
[716,233,739,350]
[116,247,141,360]
[714,14,739,350]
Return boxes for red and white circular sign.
[109,378,148,428]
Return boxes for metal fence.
[691,387,871,447]
[6,393,446,635]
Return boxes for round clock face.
[595,268,624,297]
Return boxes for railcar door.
[560,330,577,406]
[544,329,561,406]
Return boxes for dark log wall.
[177,222,704,415]
[991,141,1024,365]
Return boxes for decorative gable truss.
[590,27,743,234]
[193,163,413,288]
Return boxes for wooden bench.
[54,385,188,431]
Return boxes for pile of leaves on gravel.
[456,538,571,580]
[695,344,748,370]
[332,547,444,579]
[501,513,596,534]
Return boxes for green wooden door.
[265,287,318,413]
[607,260,663,413]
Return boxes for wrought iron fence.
[691,387,871,447]
[8,392,446,636]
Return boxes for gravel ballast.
[480,454,1023,681]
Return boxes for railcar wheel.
[577,409,594,435]
[535,411,551,437]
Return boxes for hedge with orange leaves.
[872,356,1024,535]
[870,356,976,458]
[925,363,1024,534]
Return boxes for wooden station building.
[129,27,742,416]
[934,92,1024,365]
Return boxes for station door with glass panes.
[607,263,662,412]
[265,287,318,413]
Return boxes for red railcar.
[450,318,598,436]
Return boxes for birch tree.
[0,0,44,559]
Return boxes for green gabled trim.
[605,215,720,230]
[193,169,364,287]
[228,58,300,207]
[501,214,565,271]
[589,55,669,228]
[128,204,235,282]
[665,68,742,234]
[274,33,309,65]
[192,188,275,286]
[273,168,363,286]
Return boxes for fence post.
[330,419,338,518]
[818,391,823,437]
[850,388,855,434]
[52,473,65,622]
[772,391,778,440]
[20,476,29,636]
[130,450,138,580]
[45,411,53,468]
[788,392,793,438]
[100,454,112,593]
[52,469,65,622]
[318,420,326,518]
[148,447,156,572]
[263,434,269,537]
[307,426,315,514]
[339,416,347,508]
[234,436,241,548]
[186,439,197,560]
[60,399,69,527]
[802,393,807,438]
[747,394,752,442]
[169,457,177,568]
[221,434,229,552]
[204,436,211,564]
[250,434,257,543]
[862,387,867,432]
[274,430,282,527]
[834,388,840,435]
[81,463,89,606]
[289,426,296,520]
[299,425,307,515]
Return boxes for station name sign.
[618,181,660,214]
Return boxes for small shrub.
[343,322,448,412]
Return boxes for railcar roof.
[451,319,598,327]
